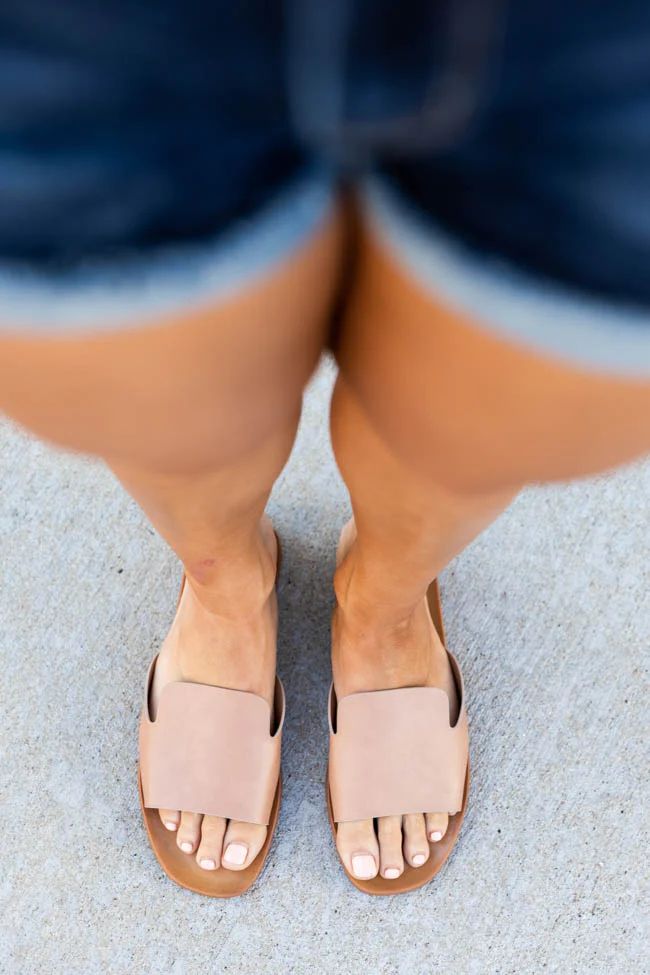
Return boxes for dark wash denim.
[1,0,650,306]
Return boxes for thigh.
[334,219,650,495]
[0,0,344,473]
[343,0,650,493]
[0,207,343,472]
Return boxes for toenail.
[430,831,443,842]
[223,843,248,866]
[351,854,376,880]
[164,821,178,831]
[199,858,216,870]
[412,853,426,866]
[180,842,193,853]
[384,867,400,880]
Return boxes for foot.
[150,516,278,873]
[331,520,459,882]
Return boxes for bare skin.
[111,461,285,872]
[332,516,462,877]
[150,515,279,870]
[1,206,344,872]
[327,216,650,879]
[2,196,650,883]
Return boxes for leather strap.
[328,651,468,823]
[139,656,284,826]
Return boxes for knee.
[333,226,650,492]
[147,398,303,477]
[336,355,650,497]
[332,366,520,497]
[0,322,310,474]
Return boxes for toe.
[425,812,449,844]
[336,819,379,881]
[177,811,202,855]
[159,809,180,833]
[195,815,227,870]
[403,814,430,868]
[377,815,405,880]
[221,821,267,871]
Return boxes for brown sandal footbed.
[138,772,282,898]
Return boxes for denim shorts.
[2,1,650,375]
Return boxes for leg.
[112,424,291,871]
[330,222,650,882]
[1,205,343,871]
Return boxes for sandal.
[327,578,469,895]
[138,539,285,897]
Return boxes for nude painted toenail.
[199,858,216,870]
[164,821,178,831]
[430,831,443,842]
[412,853,426,866]
[351,854,376,880]
[384,868,400,879]
[223,843,248,866]
[180,842,193,853]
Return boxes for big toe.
[336,819,379,881]
[221,821,268,871]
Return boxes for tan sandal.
[138,538,284,898]
[327,578,469,895]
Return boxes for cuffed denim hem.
[362,176,650,379]
[0,166,336,335]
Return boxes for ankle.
[333,547,427,643]
[184,520,278,621]
[334,589,432,694]
[159,569,277,701]
[332,542,453,693]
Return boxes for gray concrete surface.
[0,357,648,975]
